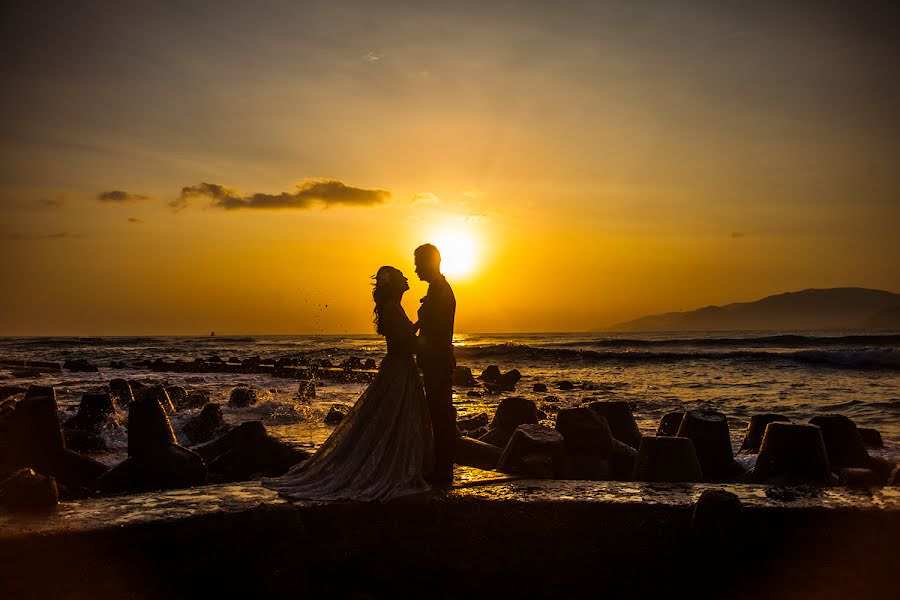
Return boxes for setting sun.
[431,228,479,279]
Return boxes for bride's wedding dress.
[263,303,434,501]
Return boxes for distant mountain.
[607,288,900,332]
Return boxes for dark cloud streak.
[98,190,150,203]
[175,179,390,211]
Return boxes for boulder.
[633,436,703,483]
[557,381,575,391]
[324,404,351,425]
[96,443,207,494]
[479,397,539,447]
[3,386,108,489]
[165,386,188,408]
[836,468,881,489]
[479,365,502,383]
[180,389,210,410]
[340,357,363,370]
[738,414,790,454]
[497,424,564,479]
[889,465,900,486]
[62,391,118,452]
[676,409,734,482]
[194,421,309,483]
[364,358,377,370]
[297,381,316,399]
[691,489,743,542]
[858,428,883,448]
[455,436,503,470]
[142,385,177,414]
[0,468,58,513]
[452,366,478,387]
[753,422,833,485]
[610,439,637,481]
[533,383,548,393]
[127,393,177,456]
[587,401,642,449]
[228,386,258,408]
[808,414,870,469]
[183,403,229,445]
[656,411,685,437]
[63,359,99,373]
[456,412,489,432]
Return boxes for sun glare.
[432,228,479,279]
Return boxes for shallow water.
[2,331,898,465]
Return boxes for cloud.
[127,217,144,224]
[98,190,150,203]
[411,192,440,206]
[731,231,745,239]
[40,193,69,208]
[7,231,86,240]
[174,179,390,211]
[363,51,382,62]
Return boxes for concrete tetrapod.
[587,401,642,449]
[633,436,703,483]
[676,409,736,482]
[479,397,539,448]
[753,422,834,485]
[497,424,564,479]
[554,407,614,480]
[808,414,870,469]
[739,414,790,454]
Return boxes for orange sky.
[1,2,898,335]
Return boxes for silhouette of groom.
[414,243,456,485]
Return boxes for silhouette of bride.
[263,266,434,501]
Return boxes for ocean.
[1,331,898,466]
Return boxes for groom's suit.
[417,274,456,480]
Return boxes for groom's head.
[414,243,441,282]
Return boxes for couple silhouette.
[263,244,456,501]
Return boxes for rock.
[228,386,258,408]
[180,390,210,410]
[691,489,743,542]
[479,397,539,447]
[364,358,377,370]
[587,401,642,449]
[457,412,489,432]
[836,468,881,488]
[297,381,316,399]
[889,465,900,486]
[467,425,489,440]
[0,468,58,513]
[857,427,883,448]
[633,436,703,483]
[466,390,483,398]
[754,422,833,485]
[675,409,734,482]
[555,408,614,480]
[165,386,187,408]
[610,439,637,481]
[455,436,503,470]
[96,443,207,494]
[452,366,478,387]
[656,411,685,437]
[533,383,548,393]
[2,386,108,489]
[183,403,228,445]
[808,414,870,469]
[739,414,790,454]
[0,385,27,401]
[554,408,614,457]
[324,404,351,425]
[61,391,118,452]
[194,421,309,483]
[557,381,575,391]
[479,365,502,383]
[142,385,177,414]
[543,395,559,403]
[108,379,134,408]
[497,424,565,479]
[63,359,99,373]
[340,357,363,370]
[127,392,178,456]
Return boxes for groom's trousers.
[423,365,456,478]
